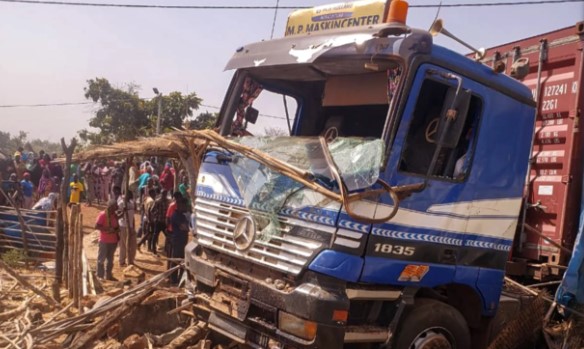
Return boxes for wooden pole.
[60,137,77,288]
[123,157,132,265]
[67,204,79,298]
[77,212,83,309]
[55,206,64,285]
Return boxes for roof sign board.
[285,0,388,37]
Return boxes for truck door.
[360,64,489,287]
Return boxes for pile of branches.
[31,267,181,348]
[0,262,245,349]
[0,286,41,349]
[0,259,62,349]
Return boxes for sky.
[0,0,582,143]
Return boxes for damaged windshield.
[228,136,384,240]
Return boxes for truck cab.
[185,1,536,348]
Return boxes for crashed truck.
[183,1,578,348]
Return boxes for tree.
[153,92,202,132]
[80,78,150,144]
[79,78,203,145]
[188,111,218,130]
[0,131,60,157]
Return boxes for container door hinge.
[562,175,571,184]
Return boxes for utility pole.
[153,87,162,135]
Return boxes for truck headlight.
[278,311,317,341]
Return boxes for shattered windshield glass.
[228,136,384,240]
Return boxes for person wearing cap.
[95,199,120,281]
[20,172,34,209]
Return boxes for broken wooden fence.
[0,205,57,261]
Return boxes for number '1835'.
[374,243,415,256]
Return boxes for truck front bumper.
[185,242,349,349]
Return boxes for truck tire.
[392,298,471,349]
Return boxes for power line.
[0,0,308,9]
[0,101,92,108]
[270,0,280,40]
[413,0,583,7]
[0,97,155,108]
[0,100,288,120]
[0,0,582,9]
[0,101,217,110]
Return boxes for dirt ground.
[80,204,169,282]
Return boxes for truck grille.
[195,198,323,275]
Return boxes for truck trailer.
[474,22,584,283]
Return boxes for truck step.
[344,325,388,343]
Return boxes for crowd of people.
[0,147,64,209]
[1,147,193,285]
[91,158,192,285]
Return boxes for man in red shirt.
[95,199,120,281]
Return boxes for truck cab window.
[399,78,482,180]
[317,72,395,140]
[226,62,402,139]
[246,91,298,136]
[230,77,299,136]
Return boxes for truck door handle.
[441,249,457,264]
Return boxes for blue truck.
[185,1,541,348]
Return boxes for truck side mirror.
[245,107,259,124]
[436,87,471,149]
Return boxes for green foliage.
[188,111,218,130]
[0,131,60,158]
[1,249,25,267]
[80,78,150,144]
[154,91,202,132]
[26,138,62,156]
[79,78,202,145]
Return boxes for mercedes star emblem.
[233,216,256,252]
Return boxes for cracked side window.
[399,79,482,180]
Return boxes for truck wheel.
[392,298,471,349]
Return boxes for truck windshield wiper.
[283,95,292,135]
[318,136,401,224]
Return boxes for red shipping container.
[472,22,584,270]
